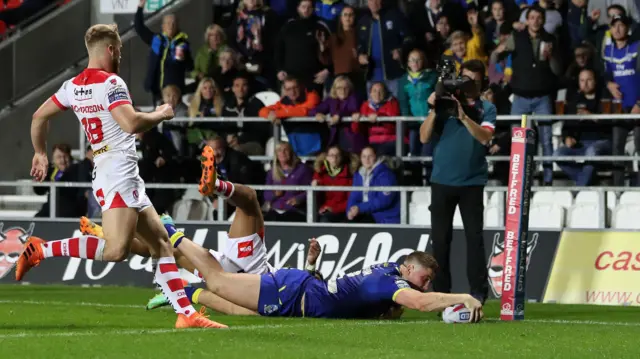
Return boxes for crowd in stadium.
[22,0,640,222]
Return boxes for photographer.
[419,59,493,303]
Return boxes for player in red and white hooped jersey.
[17,23,225,329]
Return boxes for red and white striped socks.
[215,178,235,199]
[40,235,106,260]
[155,257,197,316]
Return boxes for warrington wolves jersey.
[303,262,411,319]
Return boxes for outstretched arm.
[394,288,483,322]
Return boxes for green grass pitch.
[1,285,639,358]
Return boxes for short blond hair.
[85,24,121,51]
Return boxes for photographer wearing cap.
[419,59,494,303]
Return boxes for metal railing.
[77,113,640,165]
[1,181,636,229]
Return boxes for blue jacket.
[347,161,400,223]
[135,7,194,95]
[356,8,413,81]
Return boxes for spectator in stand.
[259,77,324,156]
[588,0,640,27]
[222,75,271,155]
[407,0,461,54]
[192,25,227,83]
[319,6,364,96]
[588,5,640,59]
[399,49,438,157]
[161,84,189,156]
[310,75,367,154]
[206,136,265,216]
[137,129,180,215]
[485,85,511,184]
[207,135,264,185]
[346,146,400,224]
[312,145,359,222]
[555,69,611,186]
[314,0,345,31]
[562,43,597,104]
[211,48,253,94]
[357,0,413,97]
[515,0,563,36]
[231,0,278,88]
[0,0,57,27]
[442,10,488,73]
[275,0,331,95]
[135,0,193,105]
[496,5,562,185]
[488,24,513,85]
[567,0,589,49]
[484,0,509,54]
[603,14,640,186]
[35,144,86,218]
[264,142,313,222]
[186,78,227,155]
[426,14,454,65]
[352,82,402,156]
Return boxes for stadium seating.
[171,199,210,221]
[409,202,430,226]
[567,203,602,229]
[484,205,502,227]
[528,204,565,229]
[612,204,640,229]
[532,191,573,210]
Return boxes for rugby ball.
[442,304,472,324]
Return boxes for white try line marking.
[1,300,640,340]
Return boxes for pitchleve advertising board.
[0,220,560,301]
[543,231,640,306]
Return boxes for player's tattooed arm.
[394,289,478,313]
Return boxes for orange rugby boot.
[198,145,217,197]
[175,307,228,329]
[80,216,104,237]
[15,237,45,281]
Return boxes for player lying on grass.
[157,146,485,321]
[80,144,322,313]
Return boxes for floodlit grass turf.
[1,285,640,358]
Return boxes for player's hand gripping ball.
[442,304,473,324]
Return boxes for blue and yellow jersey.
[303,262,411,319]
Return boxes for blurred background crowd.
[5,0,640,224]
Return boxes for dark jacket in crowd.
[218,147,265,185]
[34,164,86,218]
[222,95,271,147]
[508,30,561,98]
[135,7,194,96]
[138,128,180,184]
[275,16,330,82]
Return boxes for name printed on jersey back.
[52,68,136,156]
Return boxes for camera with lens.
[434,58,479,120]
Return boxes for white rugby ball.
[442,304,472,324]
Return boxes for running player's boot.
[175,308,228,329]
[146,293,171,310]
[80,216,104,237]
[198,145,217,197]
[15,237,45,281]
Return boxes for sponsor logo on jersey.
[263,304,279,315]
[107,87,129,104]
[74,87,93,101]
[238,240,254,258]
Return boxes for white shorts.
[208,233,272,275]
[92,152,152,213]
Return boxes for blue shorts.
[258,268,312,317]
